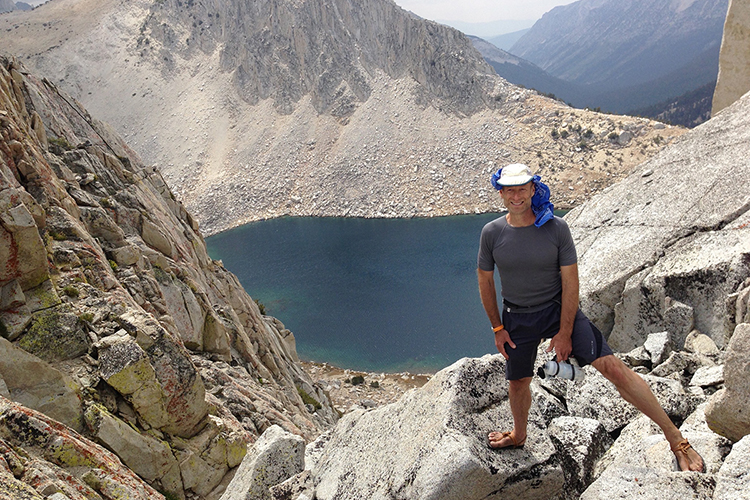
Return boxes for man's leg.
[591,355,704,472]
[489,377,531,448]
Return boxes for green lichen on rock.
[83,403,107,433]
[0,471,44,499]
[47,435,100,469]
[224,433,249,468]
[17,306,90,362]
[24,280,62,310]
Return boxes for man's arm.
[548,263,579,361]
[477,268,516,359]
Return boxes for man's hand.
[494,328,516,360]
[547,332,572,362]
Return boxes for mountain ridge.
[1,0,683,235]
[510,0,727,89]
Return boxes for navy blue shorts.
[501,302,613,380]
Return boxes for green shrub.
[369,381,380,388]
[79,312,94,323]
[350,375,365,386]
[254,299,266,315]
[49,230,67,241]
[157,489,180,500]
[551,128,559,139]
[63,285,79,298]
[560,129,570,139]
[297,387,322,410]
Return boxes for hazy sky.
[392,0,578,23]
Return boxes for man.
[477,163,703,472]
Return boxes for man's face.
[500,182,535,214]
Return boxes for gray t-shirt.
[477,215,577,307]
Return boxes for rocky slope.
[1,0,683,235]
[0,55,338,499]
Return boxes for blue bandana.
[491,167,554,227]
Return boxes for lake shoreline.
[301,361,433,414]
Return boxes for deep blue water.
[205,214,506,373]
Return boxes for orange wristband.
[492,325,504,333]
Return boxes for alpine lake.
[206,213,525,373]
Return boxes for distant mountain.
[486,29,530,51]
[628,80,715,128]
[510,0,727,89]
[0,0,33,12]
[0,0,16,13]
[437,19,534,39]
[468,36,576,102]
[474,31,717,125]
[471,0,726,126]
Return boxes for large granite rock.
[97,324,208,439]
[220,425,305,500]
[567,89,750,351]
[714,434,750,499]
[705,323,750,441]
[547,416,613,496]
[305,355,564,500]
[84,404,183,497]
[713,0,750,115]
[0,337,82,432]
[582,415,731,499]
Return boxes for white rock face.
[0,337,82,431]
[714,435,750,499]
[567,90,750,350]
[220,425,305,500]
[308,355,565,500]
[547,416,613,494]
[705,323,750,441]
[713,0,750,115]
[583,415,731,499]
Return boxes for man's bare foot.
[671,439,704,472]
[488,431,526,449]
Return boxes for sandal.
[488,431,526,450]
[671,438,705,472]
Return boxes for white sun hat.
[498,163,534,186]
